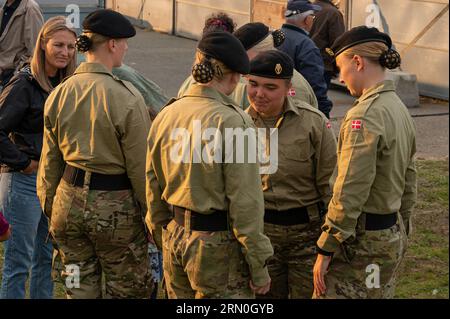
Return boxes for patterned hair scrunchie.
[379,48,401,69]
[192,60,215,83]
[75,35,93,53]
[272,29,286,47]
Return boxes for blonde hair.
[192,50,233,83]
[30,16,77,93]
[341,42,388,67]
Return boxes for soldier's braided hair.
[379,49,401,69]
[192,58,215,84]
[75,34,93,52]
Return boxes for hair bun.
[192,60,215,83]
[75,35,93,53]
[379,49,401,69]
[272,29,286,47]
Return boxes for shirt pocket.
[281,139,315,162]
[279,139,315,180]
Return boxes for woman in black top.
[0,16,76,299]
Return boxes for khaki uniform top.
[177,70,318,110]
[246,98,336,211]
[146,83,274,286]
[37,63,151,216]
[0,0,43,76]
[317,80,417,253]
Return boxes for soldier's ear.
[107,39,116,52]
[353,55,364,71]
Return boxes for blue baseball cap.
[285,0,322,17]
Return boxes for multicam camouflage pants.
[258,206,323,299]
[162,219,254,299]
[313,212,408,299]
[50,175,153,299]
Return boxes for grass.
[395,159,449,299]
[0,159,448,299]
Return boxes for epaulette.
[158,97,178,112]
[117,78,142,98]
[294,100,327,119]
[347,93,381,119]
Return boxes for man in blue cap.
[278,0,333,118]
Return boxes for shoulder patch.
[351,119,362,131]
[288,88,296,97]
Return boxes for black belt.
[264,207,310,226]
[62,164,131,191]
[364,212,397,231]
[173,206,229,231]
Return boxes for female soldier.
[146,31,273,298]
[0,16,76,299]
[313,26,417,299]
[36,9,152,299]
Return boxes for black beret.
[285,0,321,17]
[82,9,136,38]
[328,26,392,58]
[249,50,294,79]
[233,22,286,50]
[198,31,250,74]
[233,22,270,50]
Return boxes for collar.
[246,97,299,120]
[356,80,396,104]
[182,82,238,107]
[74,62,114,76]
[282,23,309,36]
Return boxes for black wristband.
[316,244,334,257]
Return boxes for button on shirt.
[246,98,337,211]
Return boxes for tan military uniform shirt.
[317,80,417,253]
[37,62,151,216]
[146,83,273,286]
[246,98,336,211]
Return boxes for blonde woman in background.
[0,16,76,299]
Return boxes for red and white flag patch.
[326,121,332,129]
[288,88,296,96]
[351,120,362,130]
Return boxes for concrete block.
[386,70,420,108]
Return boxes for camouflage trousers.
[50,176,153,299]
[258,208,323,299]
[162,219,254,299]
[313,212,408,299]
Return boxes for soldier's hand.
[250,278,271,295]
[313,254,332,297]
[21,160,39,175]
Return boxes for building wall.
[103,0,448,99]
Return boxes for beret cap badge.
[275,64,283,75]
[326,48,335,57]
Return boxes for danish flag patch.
[351,120,362,130]
[326,121,332,129]
[288,88,296,96]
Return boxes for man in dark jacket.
[278,0,333,118]
[310,0,346,88]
